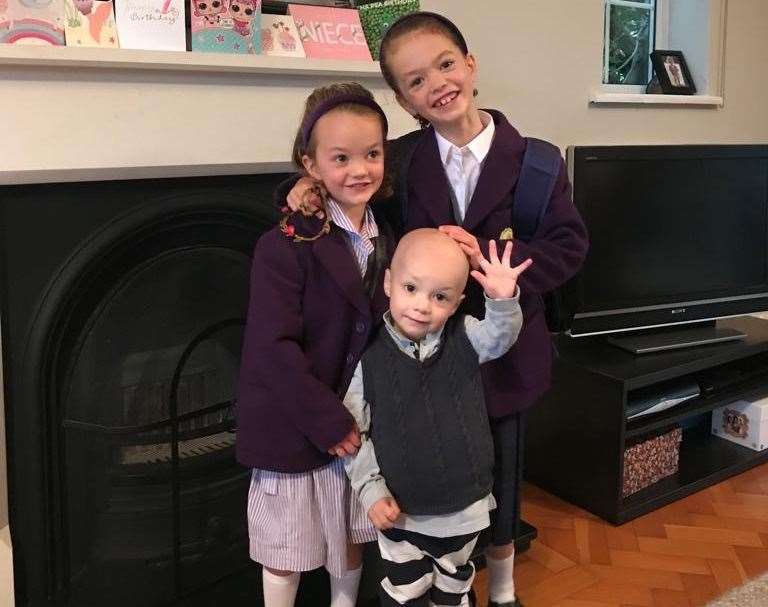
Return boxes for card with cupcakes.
[260,13,304,57]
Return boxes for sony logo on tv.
[671,308,687,315]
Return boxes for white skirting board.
[0,526,13,607]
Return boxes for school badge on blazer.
[499,227,514,241]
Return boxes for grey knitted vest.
[361,316,494,515]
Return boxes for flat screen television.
[562,144,768,352]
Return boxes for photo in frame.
[650,50,696,95]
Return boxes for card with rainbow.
[0,0,66,46]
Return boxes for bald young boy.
[342,229,531,607]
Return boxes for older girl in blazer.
[236,82,393,607]
[285,14,589,607]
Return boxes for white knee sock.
[486,552,517,603]
[262,569,300,607]
[329,565,363,607]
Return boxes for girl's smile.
[386,31,482,145]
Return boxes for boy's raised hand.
[471,239,532,299]
[368,497,401,530]
[285,176,325,218]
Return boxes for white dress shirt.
[434,110,496,223]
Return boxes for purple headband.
[300,93,388,149]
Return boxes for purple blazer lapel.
[461,111,525,233]
[313,228,371,316]
[409,129,456,227]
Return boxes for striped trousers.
[377,527,480,606]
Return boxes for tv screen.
[565,145,768,337]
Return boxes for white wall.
[2,1,767,180]
[429,0,768,148]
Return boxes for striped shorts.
[247,458,377,578]
[377,527,480,607]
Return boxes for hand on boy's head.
[470,239,532,300]
[327,423,361,457]
[368,497,401,530]
[438,225,482,270]
[286,176,325,218]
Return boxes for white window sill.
[590,90,723,107]
[0,44,382,78]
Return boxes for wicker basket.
[622,426,682,497]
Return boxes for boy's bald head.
[390,228,470,291]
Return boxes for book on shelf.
[356,0,419,60]
[114,0,186,51]
[0,0,66,45]
[63,0,118,47]
[260,13,304,57]
[287,3,371,60]
[190,0,262,54]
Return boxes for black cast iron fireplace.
[0,174,288,606]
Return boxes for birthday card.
[114,0,185,51]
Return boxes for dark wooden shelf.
[625,373,768,438]
[554,317,768,390]
[618,431,767,522]
[526,316,768,524]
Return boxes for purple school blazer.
[236,220,391,473]
[399,109,589,417]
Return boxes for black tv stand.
[606,321,746,354]
[526,316,768,524]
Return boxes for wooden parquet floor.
[473,461,768,607]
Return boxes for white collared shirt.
[325,199,379,276]
[434,110,496,223]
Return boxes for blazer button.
[355,321,366,334]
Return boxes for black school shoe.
[489,600,524,607]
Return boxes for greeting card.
[190,0,261,54]
[260,13,303,58]
[114,0,185,51]
[357,0,419,60]
[0,0,66,45]
[287,4,370,60]
[63,0,118,47]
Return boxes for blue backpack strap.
[513,137,562,241]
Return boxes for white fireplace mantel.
[0,46,415,186]
[0,45,384,78]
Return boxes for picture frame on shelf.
[650,50,696,95]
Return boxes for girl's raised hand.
[439,225,482,270]
[285,176,325,218]
[471,240,532,300]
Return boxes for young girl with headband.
[284,12,589,607]
[236,82,394,607]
